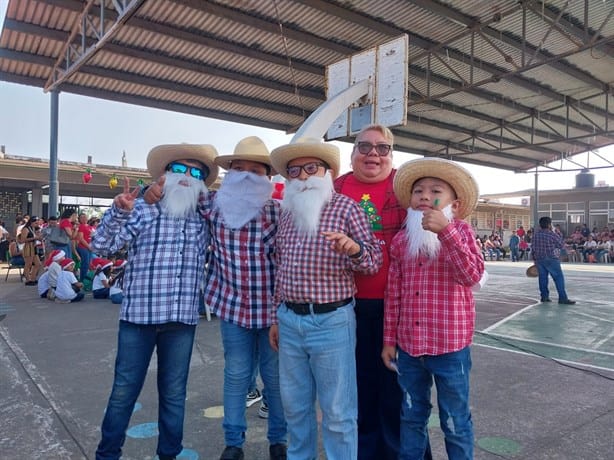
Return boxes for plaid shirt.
[384,220,483,356]
[273,193,383,321]
[92,200,209,325]
[203,198,280,329]
[531,227,563,260]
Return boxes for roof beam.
[44,0,146,92]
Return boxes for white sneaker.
[55,298,71,304]
[258,400,269,419]
[246,389,262,408]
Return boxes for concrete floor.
[1,260,613,459]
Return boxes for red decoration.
[272,182,285,200]
[82,168,92,184]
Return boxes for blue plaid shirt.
[92,199,209,325]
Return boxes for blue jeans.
[220,320,286,447]
[397,347,473,460]
[535,256,569,301]
[76,246,92,282]
[95,321,196,460]
[278,301,357,460]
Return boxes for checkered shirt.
[203,199,280,329]
[92,200,209,325]
[384,220,484,356]
[531,227,564,260]
[273,192,383,321]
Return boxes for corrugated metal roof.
[1,0,613,172]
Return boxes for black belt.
[285,298,353,315]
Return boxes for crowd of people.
[3,212,126,304]
[8,125,566,460]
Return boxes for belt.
[285,298,353,315]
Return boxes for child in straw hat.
[382,157,484,460]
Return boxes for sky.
[1,1,613,200]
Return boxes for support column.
[49,90,59,218]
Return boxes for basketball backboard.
[326,34,408,140]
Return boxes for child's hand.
[381,345,398,372]
[421,198,450,233]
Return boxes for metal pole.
[533,168,539,231]
[48,90,60,218]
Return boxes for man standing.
[333,124,411,460]
[93,144,219,460]
[206,137,287,460]
[532,216,576,304]
[269,137,382,460]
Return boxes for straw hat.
[146,144,220,187]
[215,136,276,175]
[270,137,340,179]
[393,157,479,219]
[526,264,538,277]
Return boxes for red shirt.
[334,170,407,299]
[77,223,93,249]
[384,220,484,356]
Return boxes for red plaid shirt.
[273,193,383,322]
[203,198,280,329]
[384,219,484,356]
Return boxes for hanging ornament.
[82,168,92,184]
[272,182,285,200]
[109,175,119,189]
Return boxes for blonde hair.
[354,124,394,146]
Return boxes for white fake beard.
[160,172,206,219]
[282,172,334,238]
[404,204,454,260]
[213,170,274,229]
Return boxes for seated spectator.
[582,235,597,262]
[519,238,530,260]
[483,236,501,260]
[109,259,126,305]
[92,258,113,299]
[37,271,50,298]
[55,259,85,303]
[8,240,25,266]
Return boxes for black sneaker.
[246,389,262,408]
[220,446,244,460]
[269,443,287,460]
[258,400,269,419]
[540,297,552,302]
[558,299,576,304]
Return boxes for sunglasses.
[355,141,392,157]
[286,162,327,179]
[166,162,209,181]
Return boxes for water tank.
[575,169,594,188]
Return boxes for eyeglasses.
[286,162,327,179]
[166,162,209,181]
[355,141,392,157]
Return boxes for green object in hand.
[434,198,440,207]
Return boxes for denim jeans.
[76,246,92,282]
[220,320,286,447]
[278,301,357,460]
[397,346,473,460]
[535,256,569,301]
[95,321,196,460]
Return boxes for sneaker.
[258,400,269,419]
[55,298,71,304]
[220,446,244,460]
[558,299,576,305]
[246,389,262,408]
[269,443,287,460]
[540,297,552,302]
[47,288,56,301]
